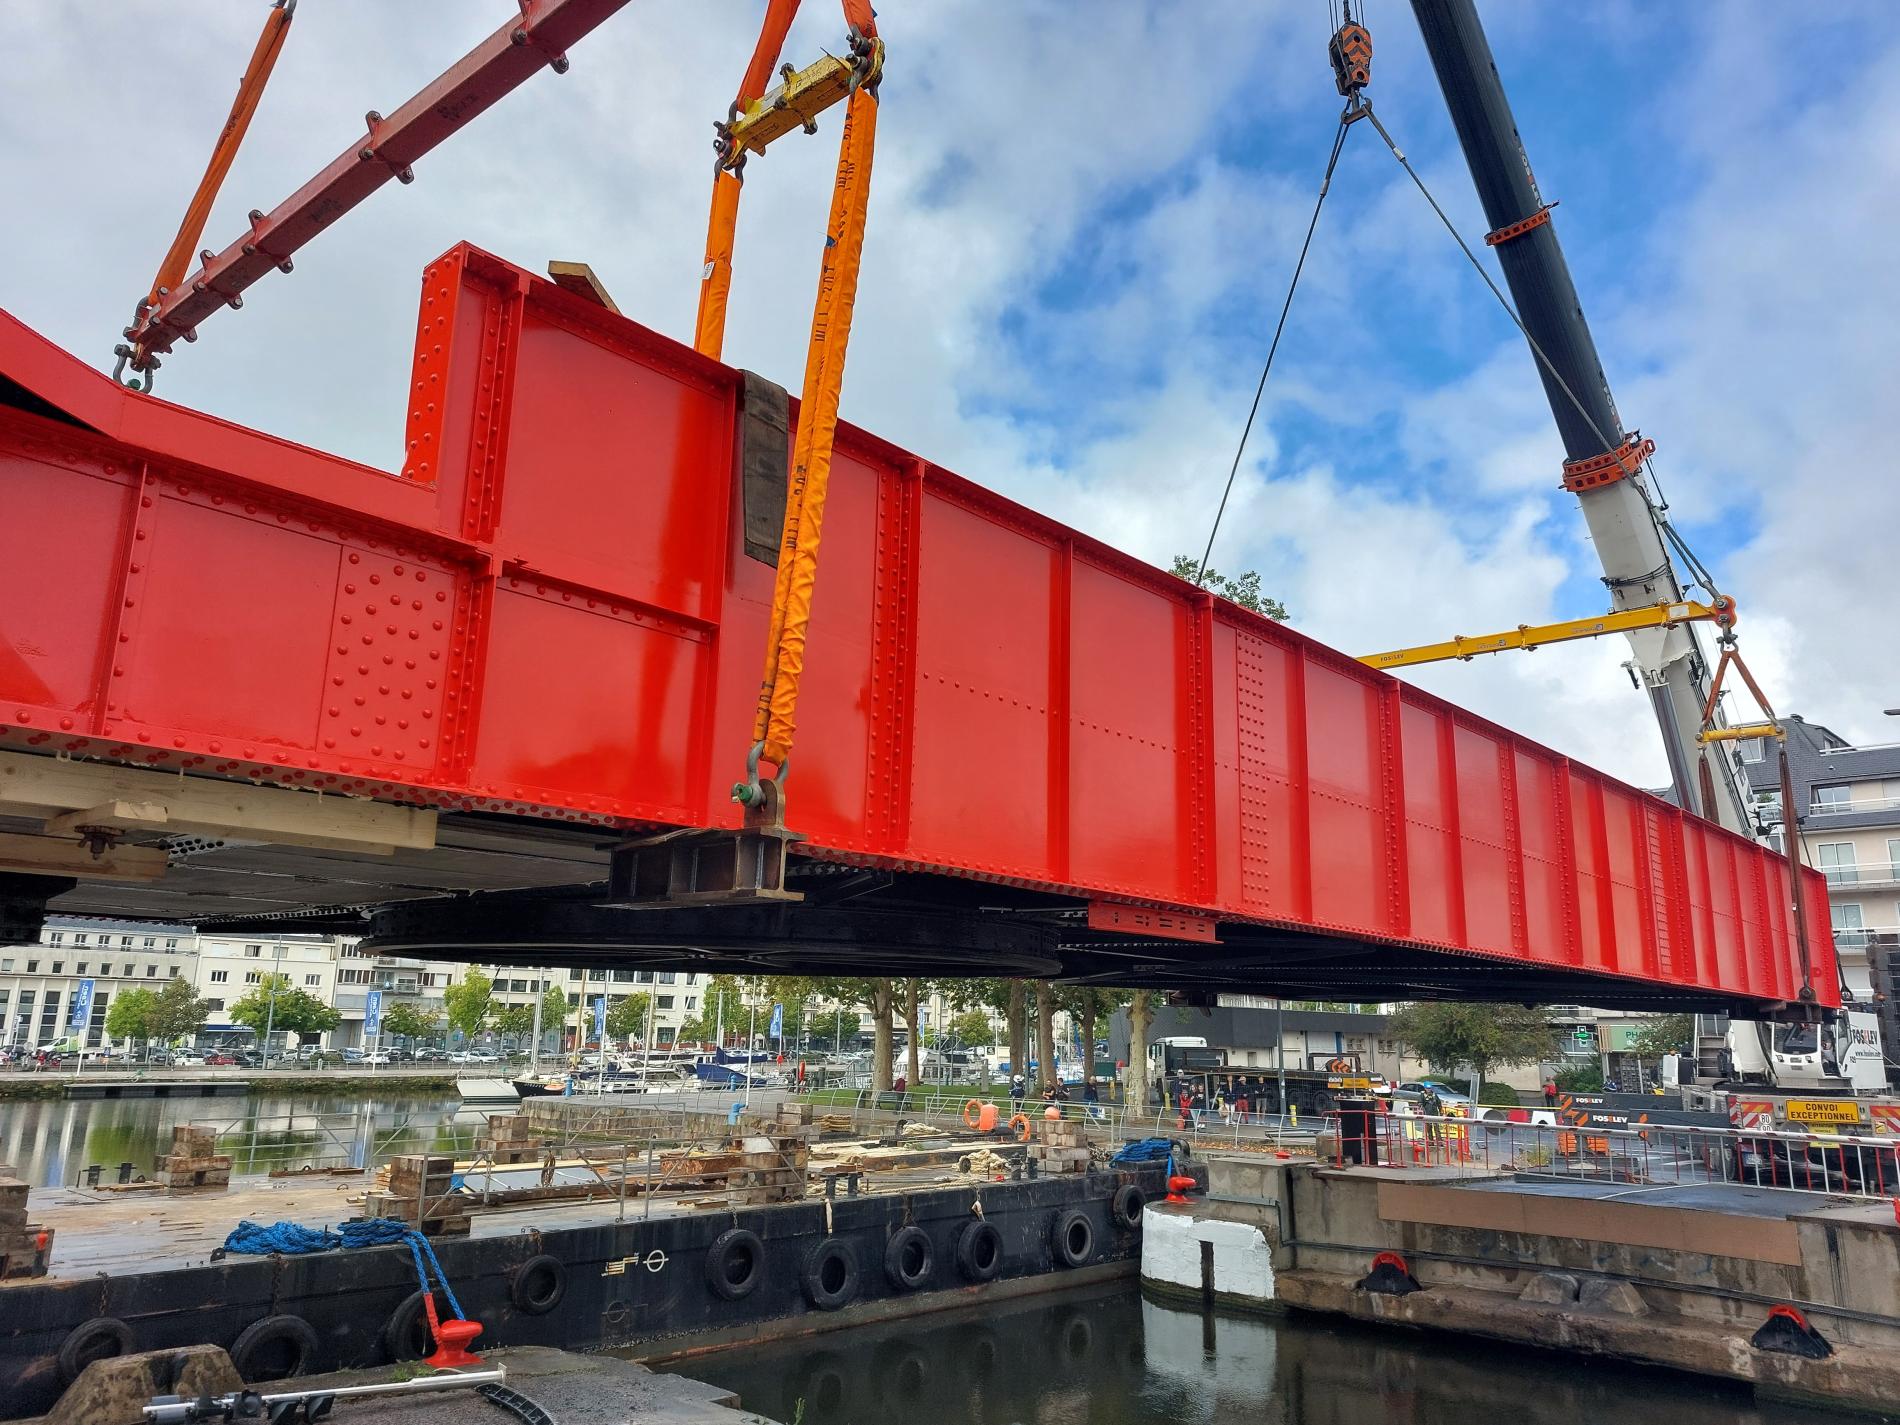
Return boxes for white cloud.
[2,0,1894,794]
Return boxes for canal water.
[0,1093,479,1187]
[664,1284,1853,1425]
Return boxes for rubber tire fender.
[955,1219,1003,1283]
[802,1237,860,1311]
[1050,1208,1095,1268]
[1111,1182,1147,1232]
[57,1317,133,1385]
[229,1313,320,1382]
[705,1228,765,1301]
[510,1253,568,1315]
[382,1291,434,1363]
[883,1225,933,1291]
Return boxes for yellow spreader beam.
[725,44,883,162]
[1359,599,1728,670]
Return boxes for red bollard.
[1164,1174,1198,1203]
[420,1290,485,1370]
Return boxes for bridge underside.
[0,814,1783,1014]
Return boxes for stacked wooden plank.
[362,1154,469,1237]
[729,1120,810,1206]
[154,1126,233,1191]
[0,1174,53,1279]
[479,1114,543,1164]
[1029,1119,1090,1175]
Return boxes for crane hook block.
[1329,19,1373,96]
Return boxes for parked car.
[341,1048,365,1063]
[202,1053,238,1067]
[361,1052,392,1065]
[170,1050,205,1067]
[1383,1080,1472,1105]
[235,1050,264,1068]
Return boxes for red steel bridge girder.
[0,245,1837,1011]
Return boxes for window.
[122,963,135,977]
[612,969,637,983]
[244,971,261,984]
[1818,843,1858,885]
[304,974,320,987]
[0,959,11,973]
[170,967,181,978]
[73,934,88,946]
[76,963,88,976]
[147,966,159,978]
[210,970,229,984]
[1887,838,1900,881]
[657,995,675,1010]
[25,960,38,974]
[245,944,262,958]
[1814,784,1852,812]
[46,932,63,946]
[120,936,134,948]
[204,999,224,1012]
[1833,903,1866,950]
[685,996,698,1010]
[50,962,62,975]
[588,969,606,982]
[142,937,155,949]
[657,971,677,985]
[164,938,178,951]
[637,970,654,983]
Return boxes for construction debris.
[0,1172,52,1279]
[1027,1119,1091,1175]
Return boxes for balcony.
[1821,860,1900,892]
[1832,926,1899,954]
[1809,793,1900,819]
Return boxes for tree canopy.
[1387,1002,1556,1084]
[1168,556,1289,621]
[380,1000,441,1044]
[1629,1013,1694,1061]
[147,973,213,1044]
[105,986,158,1045]
[604,993,652,1043]
[443,968,494,1042]
[227,973,341,1043]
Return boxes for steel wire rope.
[1190,114,1353,588]
[1353,103,1728,602]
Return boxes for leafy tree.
[147,973,213,1045]
[805,1006,862,1051]
[105,986,158,1049]
[1169,555,1289,621]
[769,976,897,1090]
[605,992,652,1044]
[1629,1013,1694,1062]
[1388,1002,1557,1087]
[678,974,748,1045]
[228,974,341,1045]
[948,1009,995,1048]
[540,984,570,1045]
[381,1000,441,1045]
[1126,989,1156,1107]
[1058,987,1132,1087]
[443,968,494,1043]
[493,1003,534,1043]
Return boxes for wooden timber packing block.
[171,1127,217,1157]
[0,1177,28,1207]
[1037,1122,1086,1148]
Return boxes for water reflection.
[665,1284,1849,1425]
[0,1094,484,1187]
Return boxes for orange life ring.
[962,1099,985,1130]
[1007,1113,1032,1143]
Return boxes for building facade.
[1741,715,1900,1003]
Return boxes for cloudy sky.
[6,2,1896,792]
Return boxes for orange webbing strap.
[145,0,296,307]
[750,86,878,768]
[737,0,805,110]
[694,169,744,360]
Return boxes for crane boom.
[1359,598,1732,672]
[1406,0,1753,835]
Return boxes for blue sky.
[5,2,1897,787]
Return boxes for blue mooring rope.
[219,1215,464,1319]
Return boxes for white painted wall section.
[1141,1210,1275,1302]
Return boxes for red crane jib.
[0,245,1837,1010]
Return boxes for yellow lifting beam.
[726,48,878,162]
[1358,597,1732,671]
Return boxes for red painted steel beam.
[0,245,1839,1013]
[126,0,635,366]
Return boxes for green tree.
[1629,1013,1694,1062]
[443,968,494,1043]
[540,984,570,1045]
[381,1000,441,1045]
[493,1003,534,1043]
[146,973,212,1045]
[678,974,747,1045]
[228,974,341,1045]
[1169,555,1289,621]
[605,992,652,1044]
[948,1009,995,1048]
[1388,1002,1557,1087]
[805,1006,862,1051]
[105,986,158,1050]
[769,976,897,1090]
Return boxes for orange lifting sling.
[704,2,882,803]
[117,0,297,389]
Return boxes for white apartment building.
[0,920,194,1050]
